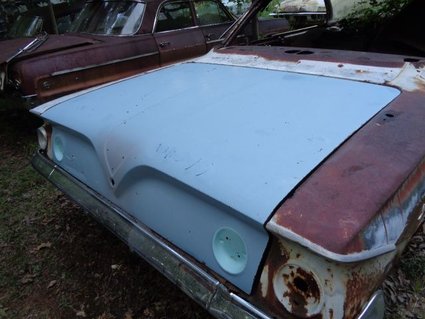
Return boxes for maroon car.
[0,0,233,104]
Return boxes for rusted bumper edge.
[31,150,271,319]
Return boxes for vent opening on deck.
[404,57,420,63]
[297,50,314,55]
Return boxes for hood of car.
[34,55,400,227]
[0,33,98,64]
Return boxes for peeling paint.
[196,50,410,87]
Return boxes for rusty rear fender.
[266,89,425,258]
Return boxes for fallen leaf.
[111,264,121,270]
[124,310,133,319]
[20,274,36,284]
[142,308,154,319]
[76,310,86,317]
[47,280,57,289]
[36,242,52,251]
[96,313,114,319]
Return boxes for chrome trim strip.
[269,11,326,16]
[31,151,272,319]
[50,51,159,77]
[267,222,396,263]
[230,293,271,319]
[206,39,223,45]
[357,290,385,319]
[31,63,181,115]
[22,93,38,99]
[154,25,200,34]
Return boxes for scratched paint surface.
[37,61,399,293]
[39,61,399,223]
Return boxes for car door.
[193,0,234,51]
[153,1,206,64]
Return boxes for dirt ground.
[0,104,424,319]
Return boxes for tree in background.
[340,0,413,31]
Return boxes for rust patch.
[343,270,382,319]
[269,91,425,255]
[282,267,321,318]
[250,239,322,319]
[219,45,408,68]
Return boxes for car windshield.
[7,15,43,38]
[70,1,145,35]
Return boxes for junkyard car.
[31,0,425,318]
[0,0,236,103]
[0,0,289,105]
[3,2,84,39]
[269,0,326,27]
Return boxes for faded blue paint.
[35,61,400,293]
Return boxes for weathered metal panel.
[154,27,207,64]
[33,60,399,293]
[35,61,399,225]
[36,50,159,100]
[196,48,425,256]
[12,34,160,97]
[0,34,96,64]
[250,236,395,319]
[268,89,425,255]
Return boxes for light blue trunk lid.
[36,61,400,293]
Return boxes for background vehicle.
[4,2,84,38]
[0,0,289,105]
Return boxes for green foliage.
[401,255,425,282]
[341,0,413,31]
[259,0,281,17]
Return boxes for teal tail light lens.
[53,135,64,161]
[213,227,248,275]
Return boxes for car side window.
[194,0,233,26]
[155,2,194,32]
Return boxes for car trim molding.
[50,51,159,77]
[206,38,223,45]
[195,51,425,92]
[267,222,396,263]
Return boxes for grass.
[0,100,210,319]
